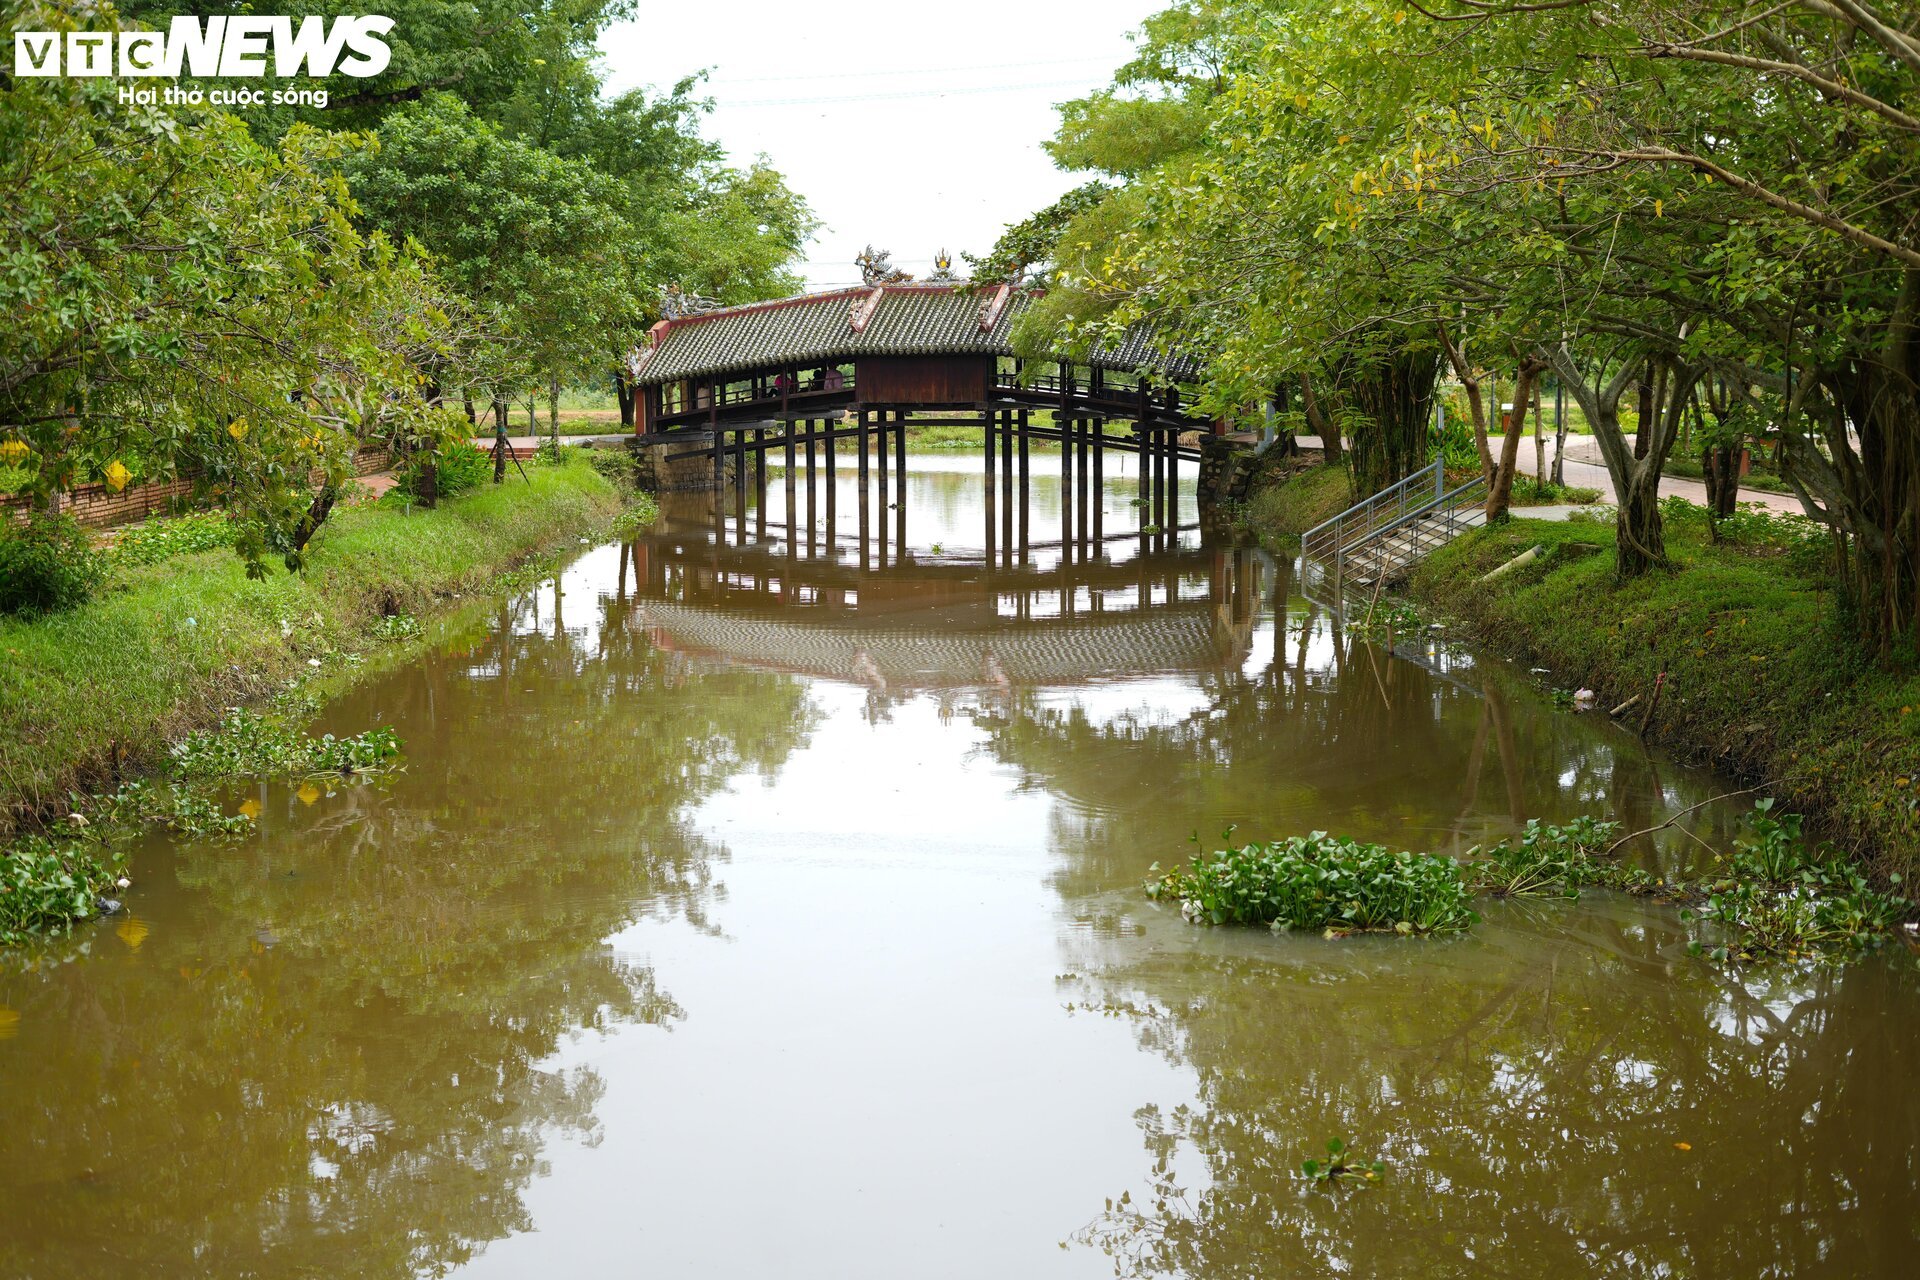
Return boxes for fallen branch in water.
[1602,783,1776,859]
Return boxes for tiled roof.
[634,600,1235,688]
[633,284,1199,385]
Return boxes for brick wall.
[3,448,392,530]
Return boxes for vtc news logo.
[13,14,393,78]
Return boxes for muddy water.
[3,451,1917,1278]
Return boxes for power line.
[720,77,1100,108]
[709,55,1116,87]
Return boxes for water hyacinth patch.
[169,709,400,780]
[1469,816,1645,899]
[1147,832,1478,935]
[1685,801,1912,963]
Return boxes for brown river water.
[3,451,1917,1277]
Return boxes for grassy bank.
[1407,507,1920,876]
[1240,461,1355,537]
[1,454,632,839]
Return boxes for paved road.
[1289,434,1804,515]
[1514,437,1802,515]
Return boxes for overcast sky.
[598,0,1160,291]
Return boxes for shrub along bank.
[0,453,637,842]
[1407,504,1920,877]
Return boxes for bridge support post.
[875,410,888,569]
[894,412,906,549]
[1076,417,1090,551]
[1060,410,1075,567]
[733,427,748,534]
[984,424,997,566]
[804,420,818,555]
[1000,410,1014,566]
[1092,418,1104,546]
[1017,408,1031,565]
[856,408,870,571]
[825,418,837,547]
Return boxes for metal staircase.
[1302,460,1488,600]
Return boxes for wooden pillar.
[753,427,767,542]
[856,408,870,571]
[804,420,818,556]
[734,424,747,533]
[1166,427,1177,535]
[783,422,797,549]
[1017,407,1031,565]
[1000,409,1014,566]
[1092,418,1104,545]
[984,417,998,566]
[1076,417,1090,550]
[1060,408,1075,567]
[825,418,837,552]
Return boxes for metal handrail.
[1352,479,1486,584]
[1302,459,1445,563]
[1306,468,1487,595]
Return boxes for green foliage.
[2,7,468,575]
[1471,817,1640,899]
[109,512,236,567]
[1413,514,1920,872]
[169,709,400,781]
[388,442,493,506]
[1686,801,1912,963]
[5,710,404,945]
[1351,599,1427,644]
[610,496,660,538]
[1300,1137,1386,1188]
[1148,831,1478,935]
[1510,478,1602,507]
[1,828,128,946]
[1431,415,1480,471]
[0,456,620,843]
[372,613,423,642]
[0,514,104,615]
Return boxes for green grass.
[905,411,1075,451]
[1410,506,1920,877]
[0,455,631,838]
[1240,462,1355,537]
[1661,452,1797,495]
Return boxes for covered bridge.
[627,282,1215,498]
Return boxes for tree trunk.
[1300,370,1341,461]
[1545,347,1689,579]
[1343,344,1441,493]
[615,368,636,430]
[1435,319,1496,481]
[417,379,442,509]
[1703,443,1740,524]
[548,371,561,455]
[292,483,337,553]
[492,397,510,483]
[462,392,477,426]
[1532,382,1545,492]
[1634,373,1654,459]
[1485,359,1543,523]
[1617,467,1666,575]
[1551,380,1568,487]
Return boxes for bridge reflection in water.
[605,452,1265,710]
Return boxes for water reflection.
[1,453,1914,1277]
[0,572,812,1278]
[1061,904,1920,1277]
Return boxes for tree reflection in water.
[0,560,814,1279]
[955,549,1918,1276]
